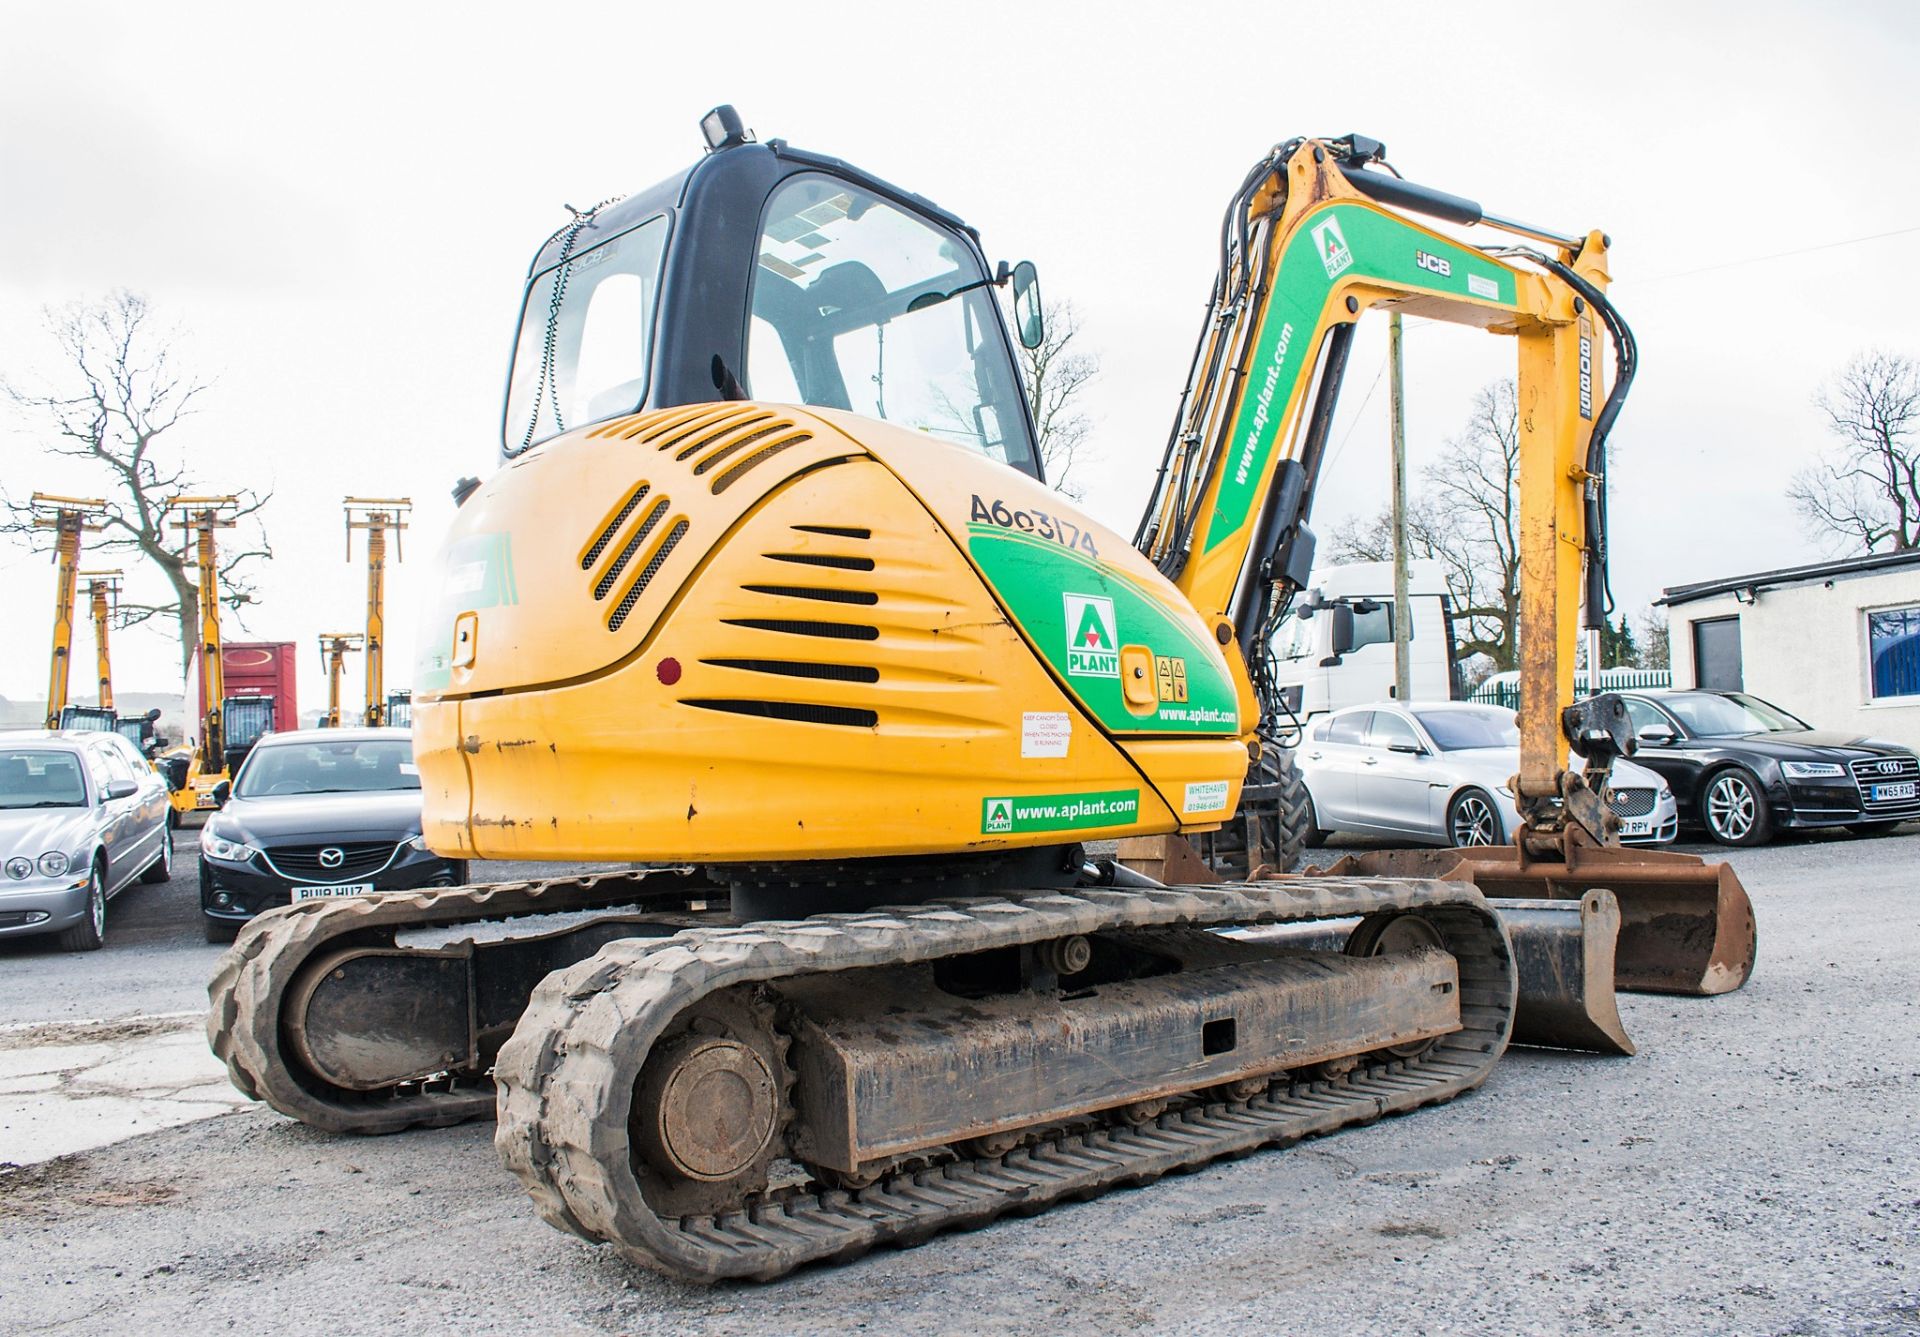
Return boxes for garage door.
[1692,616,1743,690]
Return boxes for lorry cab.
[1269,560,1460,719]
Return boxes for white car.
[1295,701,1679,848]
[0,730,175,950]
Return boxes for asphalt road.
[2,828,1917,1333]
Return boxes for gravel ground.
[2,830,1917,1334]
[0,855,598,1026]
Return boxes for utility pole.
[84,571,124,711]
[32,493,107,729]
[1388,312,1412,703]
[345,498,411,727]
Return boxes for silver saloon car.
[0,731,174,951]
[1296,701,1678,848]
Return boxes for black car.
[198,728,467,942]
[1616,690,1920,846]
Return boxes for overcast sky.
[4,0,1917,711]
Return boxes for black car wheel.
[140,827,174,885]
[1447,788,1502,848]
[57,861,107,953]
[1702,767,1772,846]
[1302,790,1326,849]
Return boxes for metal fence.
[1467,669,1671,713]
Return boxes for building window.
[1692,615,1743,691]
[1868,604,1920,699]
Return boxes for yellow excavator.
[209,112,1755,1282]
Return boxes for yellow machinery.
[211,116,1753,1281]
[165,496,241,819]
[33,493,107,730]
[85,571,122,714]
[344,498,410,726]
[317,633,363,728]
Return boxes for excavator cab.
[500,128,1044,480]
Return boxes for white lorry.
[1268,560,1461,720]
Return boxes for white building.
[1660,550,1920,749]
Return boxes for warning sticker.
[1183,780,1231,814]
[1020,711,1071,759]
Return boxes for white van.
[1269,561,1459,720]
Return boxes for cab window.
[746,174,1039,476]
[1350,601,1394,652]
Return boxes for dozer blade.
[1496,891,1634,1055]
[1303,844,1757,997]
[1232,887,1633,1056]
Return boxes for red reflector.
[656,657,682,686]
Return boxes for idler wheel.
[630,990,788,1215]
[1347,911,1448,1060]
[636,1036,778,1181]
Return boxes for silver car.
[1296,701,1679,848]
[0,730,174,951]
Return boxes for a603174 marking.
[970,495,1098,558]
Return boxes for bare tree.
[1328,380,1522,669]
[1787,350,1920,552]
[2,292,271,674]
[1019,299,1099,500]
[1634,606,1670,671]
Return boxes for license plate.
[1872,781,1916,802]
[292,882,373,902]
[1619,817,1651,836]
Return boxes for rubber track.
[495,876,1515,1281]
[206,872,695,1135]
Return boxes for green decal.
[982,789,1140,834]
[1204,203,1517,553]
[967,526,1239,735]
[416,531,517,694]
[1065,594,1119,677]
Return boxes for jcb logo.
[1415,250,1452,278]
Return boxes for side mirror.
[103,779,138,801]
[212,780,232,808]
[1011,260,1044,350]
[1388,742,1426,756]
[145,708,163,723]
[1635,723,1676,745]
[1329,604,1357,657]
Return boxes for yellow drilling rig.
[344,498,410,727]
[32,493,107,731]
[317,633,364,729]
[164,496,242,821]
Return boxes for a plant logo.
[1063,594,1120,678]
[983,798,1014,833]
[1311,215,1353,279]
